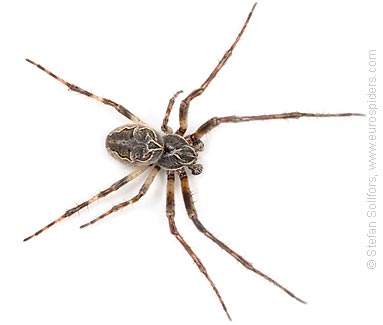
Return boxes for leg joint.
[192,218,207,233]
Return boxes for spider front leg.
[166,171,232,320]
[25,59,145,124]
[80,166,160,228]
[189,112,365,142]
[178,168,306,304]
[23,166,150,241]
[161,90,183,134]
[176,2,258,136]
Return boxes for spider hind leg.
[25,58,144,124]
[80,166,160,228]
[23,166,149,241]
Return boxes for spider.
[24,2,363,321]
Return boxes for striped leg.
[80,166,160,228]
[189,112,365,142]
[178,168,306,304]
[166,171,231,320]
[25,58,145,124]
[176,2,258,136]
[23,166,149,241]
[161,90,183,134]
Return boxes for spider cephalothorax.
[157,134,201,173]
[24,2,363,321]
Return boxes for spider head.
[157,134,199,172]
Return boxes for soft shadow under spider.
[24,2,364,321]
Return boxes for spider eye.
[106,124,164,165]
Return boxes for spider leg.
[189,112,365,142]
[25,58,145,124]
[23,166,149,242]
[166,171,231,321]
[80,166,160,228]
[161,90,183,134]
[178,168,307,304]
[176,2,257,136]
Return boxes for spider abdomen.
[106,124,164,164]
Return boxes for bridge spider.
[24,2,363,320]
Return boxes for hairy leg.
[189,112,365,142]
[80,166,160,228]
[23,166,149,241]
[179,168,306,304]
[26,59,144,124]
[176,2,258,135]
[166,171,231,320]
[162,90,183,134]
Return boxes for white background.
[0,0,381,324]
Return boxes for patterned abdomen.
[106,125,164,164]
